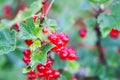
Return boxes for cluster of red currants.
[48,32,77,60]
[23,40,60,80]
[109,28,120,39]
[27,59,60,80]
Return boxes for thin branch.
[39,0,55,27]
[94,5,107,65]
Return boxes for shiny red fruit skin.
[59,49,68,60]
[48,34,59,44]
[52,70,60,78]
[22,56,30,64]
[37,64,45,72]
[38,72,44,78]
[44,68,52,77]
[46,59,53,67]
[79,27,87,38]
[23,49,31,57]
[27,70,37,79]
[25,40,33,46]
[109,28,119,39]
[67,48,77,60]
[58,32,69,44]
[15,23,20,30]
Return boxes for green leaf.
[20,18,42,39]
[89,0,109,4]
[0,29,16,55]
[0,0,42,31]
[31,43,53,69]
[30,40,41,51]
[110,0,120,16]
[45,18,58,29]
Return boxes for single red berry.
[71,77,77,80]
[46,59,53,67]
[42,27,48,34]
[79,27,87,38]
[109,28,119,39]
[44,68,52,77]
[33,15,38,23]
[23,49,31,57]
[48,34,59,43]
[15,23,20,31]
[37,64,45,72]
[51,46,64,53]
[67,53,77,60]
[3,4,11,18]
[67,48,77,60]
[58,32,69,45]
[38,72,44,78]
[22,56,30,64]
[52,70,60,78]
[27,70,37,79]
[54,39,64,47]
[25,40,33,46]
[59,48,68,60]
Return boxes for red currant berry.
[51,46,64,53]
[48,34,59,43]
[25,40,33,46]
[44,68,52,77]
[23,49,31,57]
[67,48,77,60]
[3,4,11,18]
[55,39,64,47]
[59,48,68,60]
[42,27,48,34]
[46,59,53,67]
[37,64,45,72]
[71,77,77,80]
[15,23,20,31]
[27,70,37,79]
[52,70,60,78]
[79,27,87,38]
[38,72,44,78]
[58,32,69,45]
[22,56,30,64]
[109,28,119,39]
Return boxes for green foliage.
[0,0,42,31]
[0,29,16,55]
[20,18,42,39]
[89,0,109,4]
[31,43,53,69]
